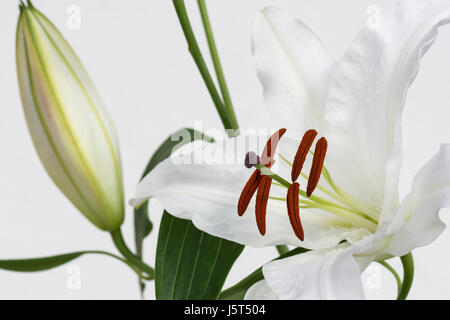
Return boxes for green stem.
[219,268,264,300]
[397,252,414,300]
[276,245,289,255]
[85,250,145,279]
[172,0,237,136]
[197,0,239,131]
[110,229,155,279]
[377,260,402,294]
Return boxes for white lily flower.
[16,3,124,231]
[131,0,450,299]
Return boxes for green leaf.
[145,129,243,300]
[134,128,214,295]
[0,251,132,276]
[0,252,86,272]
[156,212,244,299]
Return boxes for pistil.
[237,128,378,240]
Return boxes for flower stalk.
[197,0,238,130]
[110,229,155,279]
[172,0,239,135]
[397,252,414,300]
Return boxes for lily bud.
[16,2,124,231]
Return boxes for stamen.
[261,128,287,168]
[255,175,272,235]
[237,170,261,216]
[245,151,261,169]
[286,182,304,241]
[254,161,378,231]
[307,137,327,197]
[291,129,317,182]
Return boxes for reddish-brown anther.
[307,137,327,197]
[237,170,261,216]
[286,182,304,241]
[261,128,287,168]
[291,129,318,182]
[255,175,272,235]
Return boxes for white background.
[1,0,450,299]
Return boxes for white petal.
[130,134,363,249]
[385,144,450,256]
[252,7,334,133]
[263,244,365,299]
[244,280,278,300]
[324,0,450,216]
